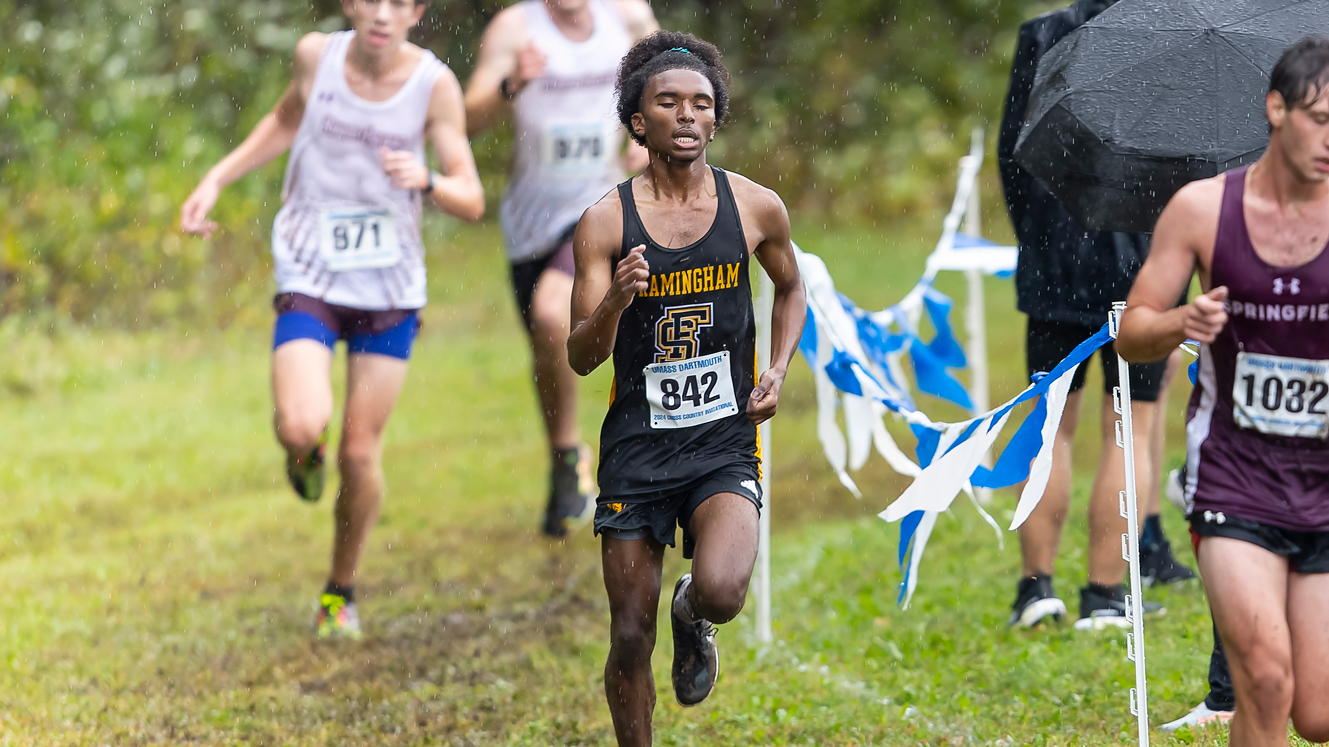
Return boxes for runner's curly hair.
[616,31,730,145]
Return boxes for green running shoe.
[286,431,328,503]
[314,593,362,641]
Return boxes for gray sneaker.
[670,574,719,707]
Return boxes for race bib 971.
[644,351,739,429]
[319,206,402,272]
[540,122,612,175]
[1233,351,1329,439]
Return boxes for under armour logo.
[1203,510,1226,524]
[1273,277,1301,295]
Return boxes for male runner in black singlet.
[567,31,805,745]
[1118,36,1329,746]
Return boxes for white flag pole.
[962,127,993,505]
[1110,301,1150,746]
[755,270,775,644]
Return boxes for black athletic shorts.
[509,223,577,331]
[1190,511,1329,573]
[594,463,762,559]
[1026,317,1167,402]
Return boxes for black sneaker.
[542,445,592,537]
[1074,583,1165,630]
[1008,573,1067,628]
[1140,538,1197,586]
[670,574,718,707]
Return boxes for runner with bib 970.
[1117,36,1329,746]
[566,31,805,745]
[179,0,484,640]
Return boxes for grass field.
[0,208,1297,745]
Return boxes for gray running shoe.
[1074,584,1164,631]
[1008,573,1067,628]
[670,574,719,707]
[286,431,328,503]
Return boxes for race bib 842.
[644,351,739,429]
[1233,351,1329,439]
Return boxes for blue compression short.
[271,294,420,360]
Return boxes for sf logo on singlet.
[655,304,713,362]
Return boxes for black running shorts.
[509,223,577,332]
[594,464,762,559]
[1026,317,1167,401]
[1190,511,1329,573]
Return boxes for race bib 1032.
[318,206,402,272]
[644,351,739,429]
[1233,351,1329,439]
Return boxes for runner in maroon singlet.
[1117,36,1329,747]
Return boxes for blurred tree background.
[0,0,1047,328]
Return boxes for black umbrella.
[1014,0,1329,232]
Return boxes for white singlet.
[500,0,631,263]
[273,31,447,310]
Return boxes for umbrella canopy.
[1015,0,1329,232]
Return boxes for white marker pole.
[1110,302,1150,747]
[962,128,993,504]
[755,270,775,644]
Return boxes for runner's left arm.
[382,70,485,222]
[748,189,806,425]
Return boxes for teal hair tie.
[668,47,692,55]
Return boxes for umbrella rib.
[1215,0,1306,30]
[1213,33,1274,77]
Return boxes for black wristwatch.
[500,76,519,100]
[422,171,435,195]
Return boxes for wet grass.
[0,215,1297,745]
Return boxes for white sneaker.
[1160,701,1233,732]
[1165,468,1191,514]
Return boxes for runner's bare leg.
[1288,571,1329,742]
[686,493,759,623]
[272,340,335,455]
[602,535,665,747]
[329,352,409,587]
[529,268,580,450]
[1199,536,1293,747]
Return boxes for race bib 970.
[1233,351,1329,439]
[319,206,402,272]
[540,122,612,175]
[644,351,739,429]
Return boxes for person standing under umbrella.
[1118,36,1329,746]
[997,0,1195,631]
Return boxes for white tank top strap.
[272,31,447,311]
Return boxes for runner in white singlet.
[465,0,657,537]
[180,0,483,640]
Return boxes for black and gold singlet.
[597,166,759,499]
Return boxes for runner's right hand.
[507,41,546,96]
[180,180,221,239]
[1183,286,1229,343]
[609,245,649,311]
